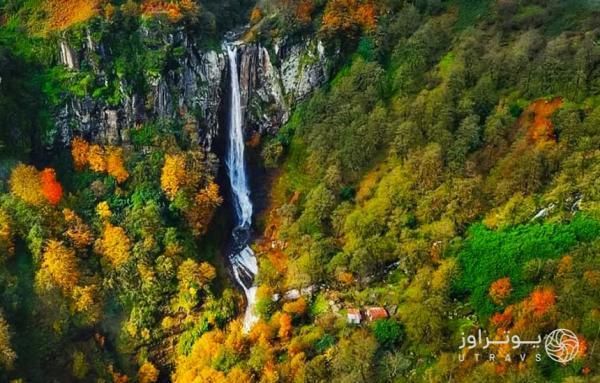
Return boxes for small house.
[366,307,388,321]
[347,309,361,324]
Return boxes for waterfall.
[225,44,259,332]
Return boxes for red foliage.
[322,0,377,34]
[524,97,563,144]
[40,168,63,206]
[527,287,556,317]
[491,306,514,329]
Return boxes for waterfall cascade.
[225,44,259,332]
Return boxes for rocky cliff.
[54,23,333,151]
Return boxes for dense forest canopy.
[0,0,600,382]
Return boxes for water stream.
[225,44,259,332]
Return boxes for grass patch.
[454,214,600,317]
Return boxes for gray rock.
[53,26,333,152]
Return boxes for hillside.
[0,0,600,382]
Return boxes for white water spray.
[225,44,259,332]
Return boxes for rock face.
[55,25,333,150]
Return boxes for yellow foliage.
[0,208,15,258]
[173,329,226,383]
[96,223,131,267]
[72,284,101,322]
[106,147,129,183]
[224,320,247,354]
[178,259,206,288]
[198,262,216,283]
[45,0,101,32]
[138,361,159,383]
[248,321,275,344]
[88,144,107,173]
[337,271,354,285]
[283,297,307,316]
[278,313,292,339]
[0,313,16,369]
[39,240,79,292]
[71,137,90,170]
[227,367,253,382]
[9,164,44,205]
[186,182,223,236]
[161,154,186,200]
[72,139,129,183]
[63,209,93,249]
[96,201,112,220]
[261,361,279,383]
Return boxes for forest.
[0,0,600,382]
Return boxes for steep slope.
[0,0,600,382]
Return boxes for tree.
[250,6,262,24]
[40,168,63,205]
[186,182,223,236]
[88,144,107,172]
[138,361,159,383]
[9,164,44,205]
[0,208,14,259]
[38,240,79,293]
[96,201,112,220]
[527,287,556,317]
[331,329,378,383]
[63,208,93,249]
[321,0,377,35]
[161,153,187,200]
[71,137,89,170]
[106,146,129,183]
[0,313,16,370]
[175,259,216,312]
[95,223,131,267]
[372,318,404,349]
[489,277,512,305]
[278,313,292,339]
[283,297,307,316]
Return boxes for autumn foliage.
[71,138,129,183]
[63,209,94,249]
[40,168,63,206]
[250,6,263,25]
[71,137,90,170]
[524,97,563,144]
[141,0,198,22]
[283,297,307,316]
[0,208,14,259]
[44,0,101,32]
[95,223,131,267]
[489,277,512,305]
[9,164,63,206]
[322,0,377,34]
[9,164,44,206]
[161,154,187,200]
[38,240,79,293]
[160,151,223,236]
[138,361,159,383]
[526,287,556,317]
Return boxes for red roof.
[347,309,360,316]
[367,307,388,320]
